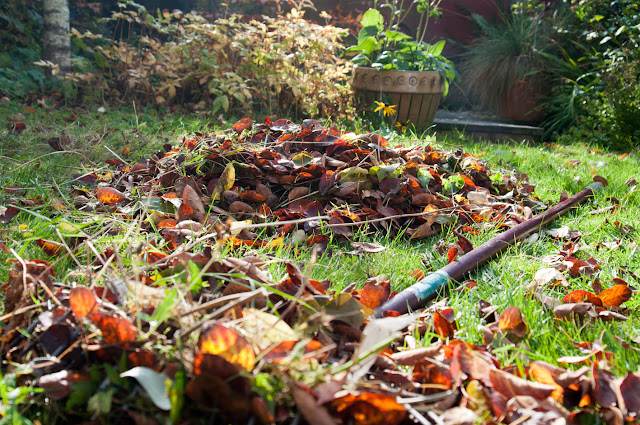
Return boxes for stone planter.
[351,66,445,127]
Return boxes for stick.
[374,181,606,317]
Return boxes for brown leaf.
[619,372,640,416]
[490,368,556,400]
[409,222,437,240]
[290,383,337,425]
[69,287,97,319]
[498,306,528,338]
[0,205,19,223]
[597,284,632,307]
[96,187,126,204]
[433,311,455,339]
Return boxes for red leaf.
[447,247,459,263]
[90,312,137,344]
[96,187,126,204]
[69,287,97,319]
[563,290,602,306]
[490,368,556,400]
[232,117,252,133]
[411,269,425,281]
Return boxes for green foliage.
[344,0,458,95]
[71,2,354,119]
[0,1,48,98]
[541,0,640,148]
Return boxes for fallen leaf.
[359,279,391,309]
[36,239,65,257]
[498,306,528,339]
[433,311,455,339]
[563,290,602,306]
[290,382,337,425]
[490,368,556,400]
[69,287,97,319]
[597,284,632,307]
[331,392,406,425]
[90,312,138,344]
[198,323,255,371]
[96,187,126,204]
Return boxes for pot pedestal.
[351,67,444,128]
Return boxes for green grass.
[2,100,639,383]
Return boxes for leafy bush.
[541,0,640,148]
[72,3,354,119]
[0,0,47,98]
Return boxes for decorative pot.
[351,66,445,127]
[499,78,546,122]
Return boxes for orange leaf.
[498,306,528,338]
[433,311,455,339]
[238,190,267,203]
[69,287,97,319]
[262,340,325,363]
[232,117,252,133]
[96,187,125,204]
[128,350,159,370]
[198,323,255,371]
[447,247,459,263]
[145,250,168,264]
[598,284,632,307]
[332,392,406,425]
[90,312,137,344]
[359,280,391,309]
[36,239,64,257]
[563,290,602,306]
[157,218,178,228]
[411,269,425,281]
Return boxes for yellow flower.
[373,101,397,117]
[395,121,407,133]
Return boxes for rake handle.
[374,181,605,318]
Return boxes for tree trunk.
[43,0,71,78]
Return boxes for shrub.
[71,3,354,119]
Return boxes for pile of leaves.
[1,118,638,424]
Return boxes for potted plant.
[345,0,458,128]
[460,4,552,122]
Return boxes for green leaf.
[121,367,172,411]
[212,95,229,113]
[358,25,379,46]
[417,168,433,187]
[430,40,445,56]
[361,9,384,31]
[292,152,314,167]
[88,389,113,415]
[384,30,412,42]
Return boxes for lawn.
[1,102,639,423]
